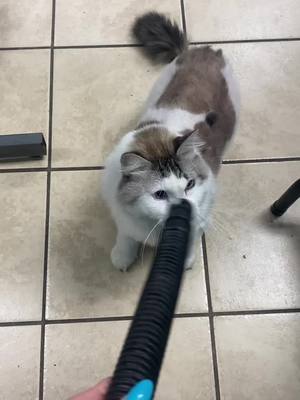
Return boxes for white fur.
[103,127,216,270]
[111,233,139,272]
[103,131,162,246]
[140,107,206,133]
[144,59,177,109]
[222,59,240,120]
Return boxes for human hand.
[70,378,111,400]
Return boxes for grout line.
[1,308,300,328]
[39,1,56,399]
[46,313,209,325]
[174,312,209,318]
[190,37,300,45]
[46,316,134,325]
[38,172,51,400]
[0,166,105,173]
[1,156,299,174]
[55,43,142,50]
[0,321,42,328]
[0,46,50,51]
[202,235,221,400]
[214,308,300,317]
[51,166,105,171]
[1,37,300,52]
[180,0,187,34]
[0,167,48,173]
[222,157,300,165]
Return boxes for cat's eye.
[185,179,195,191]
[153,190,168,200]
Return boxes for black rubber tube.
[106,199,192,400]
[270,179,300,217]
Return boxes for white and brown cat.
[102,12,239,271]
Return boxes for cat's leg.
[185,238,196,270]
[111,232,139,272]
[184,229,203,270]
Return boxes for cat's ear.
[175,128,209,177]
[174,129,206,160]
[120,152,151,176]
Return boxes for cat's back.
[145,45,239,173]
[157,46,232,116]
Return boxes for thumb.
[70,378,111,400]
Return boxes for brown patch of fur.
[196,118,234,174]
[130,127,208,180]
[157,46,236,173]
[132,126,176,161]
[158,46,226,114]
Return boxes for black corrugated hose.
[106,199,192,400]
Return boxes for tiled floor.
[0,1,299,399]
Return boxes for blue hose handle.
[125,380,154,400]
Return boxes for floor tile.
[0,0,52,47]
[215,314,300,400]
[220,41,300,160]
[185,0,300,42]
[0,50,50,169]
[44,320,129,400]
[47,170,207,319]
[44,318,214,400]
[156,318,214,400]
[0,172,46,321]
[55,0,181,46]
[0,325,41,400]
[52,47,161,167]
[206,162,300,312]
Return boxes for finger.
[70,377,111,400]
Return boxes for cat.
[102,12,239,271]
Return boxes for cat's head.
[118,122,214,223]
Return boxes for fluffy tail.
[132,12,187,63]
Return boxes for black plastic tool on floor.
[106,199,192,400]
[270,179,300,217]
[0,133,47,161]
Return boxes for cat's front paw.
[185,252,195,270]
[111,246,137,272]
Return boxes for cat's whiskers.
[154,222,164,256]
[141,219,163,267]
